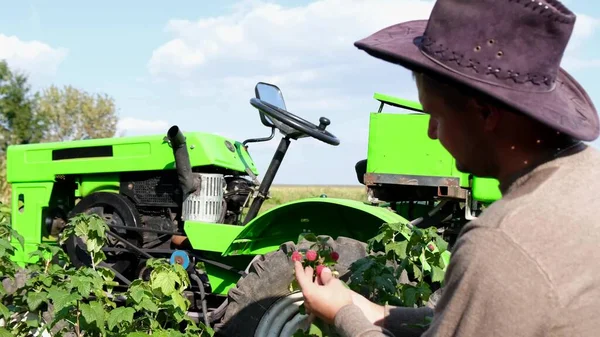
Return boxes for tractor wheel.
[64,192,143,280]
[213,235,368,337]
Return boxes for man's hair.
[412,71,477,112]
[411,71,577,148]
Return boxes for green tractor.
[5,82,501,336]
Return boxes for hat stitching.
[420,36,555,89]
[512,0,575,23]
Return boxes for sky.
[0,0,599,185]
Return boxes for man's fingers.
[295,262,316,289]
[294,261,311,288]
[319,267,333,284]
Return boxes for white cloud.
[562,14,600,72]
[117,117,170,136]
[0,34,67,80]
[147,0,434,80]
[568,14,599,50]
[145,0,600,184]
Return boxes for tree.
[0,60,44,153]
[36,85,118,142]
[0,60,119,204]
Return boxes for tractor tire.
[213,235,368,337]
[64,192,144,281]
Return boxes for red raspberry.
[291,251,303,262]
[330,251,339,262]
[427,244,435,251]
[306,250,318,261]
[316,264,325,276]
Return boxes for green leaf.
[71,276,92,298]
[92,250,106,266]
[10,228,24,249]
[139,297,159,312]
[170,291,189,312]
[0,303,9,320]
[385,240,408,259]
[416,282,432,302]
[431,265,445,283]
[80,301,106,331]
[27,291,48,311]
[0,239,13,254]
[373,275,397,295]
[401,286,418,307]
[412,262,422,281]
[298,233,317,243]
[48,287,80,312]
[435,236,448,253]
[419,250,431,272]
[107,306,135,330]
[152,270,177,296]
[97,266,115,281]
[0,328,12,337]
[126,333,149,337]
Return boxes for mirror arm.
[243,136,291,224]
[242,127,276,147]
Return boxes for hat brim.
[354,20,599,142]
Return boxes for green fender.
[223,197,409,256]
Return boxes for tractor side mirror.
[254,82,286,128]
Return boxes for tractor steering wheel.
[250,98,340,146]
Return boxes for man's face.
[415,74,495,177]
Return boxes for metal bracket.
[465,190,478,220]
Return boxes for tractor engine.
[164,126,255,229]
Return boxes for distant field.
[260,185,367,213]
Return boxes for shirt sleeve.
[334,304,396,337]
[421,223,555,337]
[333,304,433,337]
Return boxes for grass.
[259,184,367,213]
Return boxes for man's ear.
[469,97,500,132]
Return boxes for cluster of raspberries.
[291,249,339,276]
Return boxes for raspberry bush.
[290,221,450,335]
[0,202,450,336]
[0,209,213,337]
[348,221,449,309]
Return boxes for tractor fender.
[223,197,409,256]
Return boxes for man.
[294,0,600,336]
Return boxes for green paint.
[79,174,120,196]
[367,112,462,180]
[184,221,245,252]
[10,182,54,265]
[6,131,258,183]
[373,92,424,112]
[471,176,503,203]
[368,93,502,202]
[223,198,409,256]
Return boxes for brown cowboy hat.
[354,0,599,142]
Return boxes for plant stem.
[75,304,82,337]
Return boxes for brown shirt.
[334,144,600,336]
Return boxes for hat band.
[416,35,557,93]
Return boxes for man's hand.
[294,261,387,326]
[350,290,386,326]
[294,261,352,324]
